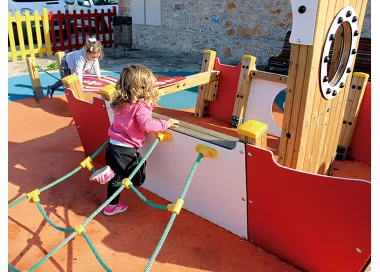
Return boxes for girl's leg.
[47,58,71,99]
[103,144,138,215]
[107,175,122,205]
[126,151,146,188]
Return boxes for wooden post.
[62,75,84,100]
[237,120,268,148]
[321,1,369,174]
[195,50,217,118]
[56,51,66,78]
[26,57,44,100]
[336,72,369,160]
[231,55,256,128]
[278,0,368,174]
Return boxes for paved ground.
[8,47,243,78]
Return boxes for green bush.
[47,61,59,71]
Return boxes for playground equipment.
[8,133,218,272]
[13,0,371,271]
[57,69,370,272]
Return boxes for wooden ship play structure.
[9,0,371,271]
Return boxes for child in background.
[89,64,179,216]
[47,37,103,99]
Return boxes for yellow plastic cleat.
[80,157,94,172]
[62,74,80,85]
[100,84,116,101]
[74,225,86,235]
[156,132,173,142]
[122,178,132,189]
[204,49,217,54]
[196,144,217,158]
[242,55,257,62]
[167,199,184,215]
[353,72,369,79]
[26,189,41,203]
[237,120,268,139]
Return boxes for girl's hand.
[97,75,102,80]
[167,119,179,128]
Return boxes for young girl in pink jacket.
[90,64,178,216]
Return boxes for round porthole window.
[320,6,359,100]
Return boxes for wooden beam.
[309,0,344,174]
[336,72,369,160]
[231,55,256,128]
[250,70,288,84]
[159,70,220,96]
[278,0,368,174]
[26,57,44,100]
[323,0,369,174]
[152,112,238,149]
[55,51,65,78]
[195,50,217,118]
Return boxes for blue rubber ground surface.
[8,71,199,109]
[8,71,285,111]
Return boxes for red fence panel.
[49,7,116,53]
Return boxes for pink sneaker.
[90,165,115,184]
[103,202,128,216]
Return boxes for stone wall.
[118,0,371,66]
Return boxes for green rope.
[82,232,112,272]
[129,185,168,210]
[8,196,28,209]
[8,139,109,209]
[40,165,82,193]
[36,202,75,232]
[82,138,160,228]
[29,232,77,271]
[8,263,20,272]
[144,153,203,272]
[144,213,177,272]
[178,154,203,199]
[90,139,110,159]
[28,138,159,270]
[35,64,61,81]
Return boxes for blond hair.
[84,38,104,58]
[111,64,160,109]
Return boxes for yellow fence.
[8,8,52,62]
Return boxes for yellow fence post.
[15,11,26,60]
[42,8,52,57]
[25,11,35,58]
[8,12,18,62]
[34,10,44,58]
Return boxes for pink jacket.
[108,103,168,148]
